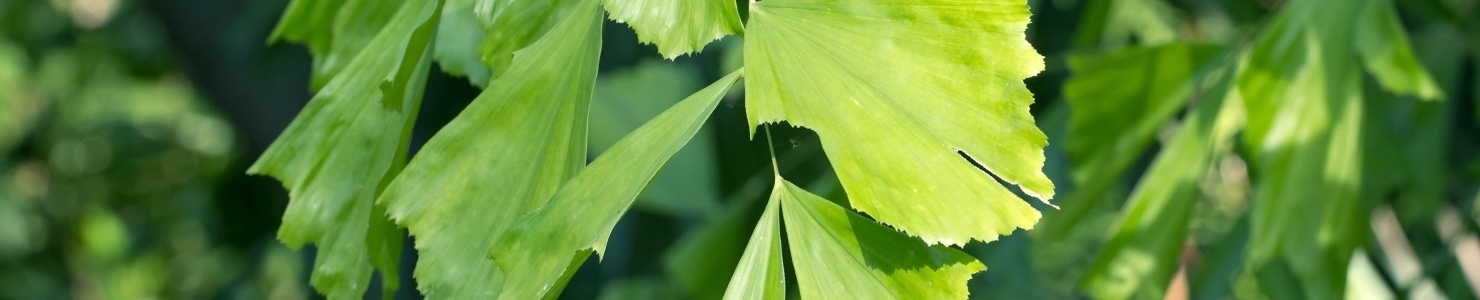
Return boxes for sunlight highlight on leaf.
[776,178,985,299]
[744,0,1053,246]
[601,0,742,58]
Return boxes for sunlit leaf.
[489,69,742,299]
[744,0,1053,245]
[376,1,603,298]
[248,0,440,298]
[775,178,984,299]
[602,0,742,58]
[720,183,784,300]
[1081,66,1244,300]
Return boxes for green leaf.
[434,0,493,85]
[271,0,404,90]
[1080,66,1244,300]
[662,196,764,299]
[1235,0,1387,297]
[248,0,441,298]
[720,183,785,300]
[475,0,580,76]
[376,1,604,298]
[1073,0,1183,49]
[489,70,743,299]
[744,0,1053,245]
[269,0,348,57]
[602,0,742,58]
[1354,0,1444,101]
[1044,44,1220,238]
[775,178,985,299]
[590,60,721,217]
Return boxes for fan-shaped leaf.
[744,0,1052,245]
[248,0,441,298]
[488,69,742,299]
[602,0,742,58]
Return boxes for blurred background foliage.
[0,0,1476,299]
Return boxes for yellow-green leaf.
[744,0,1052,245]
[776,178,984,299]
[720,182,784,300]
[248,0,441,298]
[602,0,742,58]
[489,70,743,299]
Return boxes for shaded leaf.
[1080,66,1245,300]
[661,195,765,299]
[434,0,493,85]
[248,0,441,298]
[268,0,347,58]
[602,0,743,58]
[271,0,403,90]
[489,69,743,299]
[1073,0,1182,49]
[590,60,720,217]
[376,1,604,298]
[744,0,1052,245]
[475,0,579,76]
[776,178,984,299]
[1354,0,1444,101]
[1234,0,1403,297]
[1043,43,1221,239]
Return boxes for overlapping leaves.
[1054,0,1446,298]
[744,0,1054,246]
[720,178,985,299]
[250,0,441,298]
[260,0,1054,297]
[375,1,603,297]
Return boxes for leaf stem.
[763,125,780,176]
